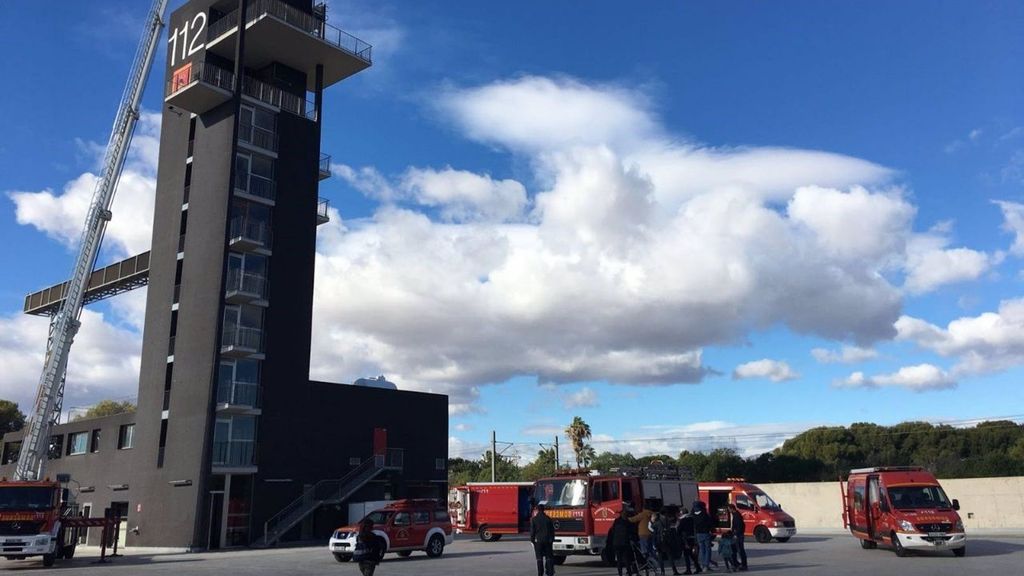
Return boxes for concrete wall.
[757,477,1024,530]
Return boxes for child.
[718,530,736,573]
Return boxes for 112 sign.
[168,12,207,67]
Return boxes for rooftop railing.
[209,0,372,64]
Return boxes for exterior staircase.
[260,448,403,546]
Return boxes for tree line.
[450,418,1024,486]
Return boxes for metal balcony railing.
[226,270,267,298]
[212,441,256,467]
[221,326,263,352]
[241,76,315,121]
[229,218,272,248]
[165,61,235,98]
[316,198,330,224]
[319,153,331,180]
[235,172,276,202]
[210,0,372,64]
[239,123,279,152]
[217,379,261,408]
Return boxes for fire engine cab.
[698,479,797,542]
[842,467,966,557]
[533,465,697,565]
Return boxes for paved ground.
[4,534,1023,574]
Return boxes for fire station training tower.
[133,0,370,548]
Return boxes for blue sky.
[1,1,1023,462]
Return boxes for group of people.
[608,500,749,575]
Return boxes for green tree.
[476,450,521,482]
[448,457,482,486]
[565,416,593,468]
[72,400,136,421]
[0,400,26,434]
[591,451,638,472]
[521,447,557,481]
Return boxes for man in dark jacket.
[530,503,557,576]
[728,504,748,571]
[692,502,714,572]
[353,518,386,576]
[609,509,638,576]
[676,508,700,574]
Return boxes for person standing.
[727,504,747,571]
[531,503,557,576]
[651,511,682,576]
[609,509,638,576]
[629,501,655,560]
[676,507,700,575]
[692,502,714,572]
[353,518,385,576]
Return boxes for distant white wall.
[756,477,1024,530]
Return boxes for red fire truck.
[449,482,533,541]
[842,466,966,557]
[698,479,797,542]
[533,465,697,565]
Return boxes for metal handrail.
[262,448,403,545]
[216,379,260,407]
[212,440,256,467]
[239,123,279,152]
[226,270,267,298]
[229,217,272,247]
[221,326,262,351]
[165,61,235,98]
[316,198,329,220]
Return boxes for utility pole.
[491,430,497,482]
[554,436,559,471]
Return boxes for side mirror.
[952,499,960,511]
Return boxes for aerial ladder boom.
[14,0,169,481]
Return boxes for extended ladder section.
[261,449,404,546]
[14,0,169,481]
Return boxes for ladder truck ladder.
[14,0,170,481]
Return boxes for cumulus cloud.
[995,200,1024,256]
[811,345,878,364]
[896,298,1024,376]
[0,310,141,412]
[593,420,820,458]
[902,226,998,294]
[836,364,955,391]
[563,387,599,409]
[7,111,160,261]
[732,359,799,382]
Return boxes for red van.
[449,482,533,541]
[842,467,966,557]
[698,479,797,542]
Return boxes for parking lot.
[3,534,1022,574]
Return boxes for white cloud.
[0,310,141,413]
[903,231,996,294]
[563,387,599,409]
[7,111,160,261]
[994,200,1024,256]
[895,298,1024,376]
[811,345,878,364]
[593,421,820,458]
[732,359,799,382]
[402,167,527,222]
[520,424,563,438]
[836,364,955,391]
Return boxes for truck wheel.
[552,555,567,565]
[333,553,351,562]
[425,534,445,558]
[479,526,501,542]
[892,533,907,557]
[753,526,771,543]
[860,539,877,549]
[42,554,55,567]
[953,546,966,557]
[775,537,791,543]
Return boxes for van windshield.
[534,479,588,507]
[750,491,780,510]
[887,485,952,510]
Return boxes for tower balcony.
[165,61,235,115]
[206,0,372,91]
[238,122,279,153]
[228,218,272,254]
[220,326,264,358]
[216,379,261,414]
[316,198,330,226]
[225,270,268,305]
[235,172,276,204]
[319,153,331,180]
[212,441,257,471]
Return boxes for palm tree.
[565,416,593,468]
